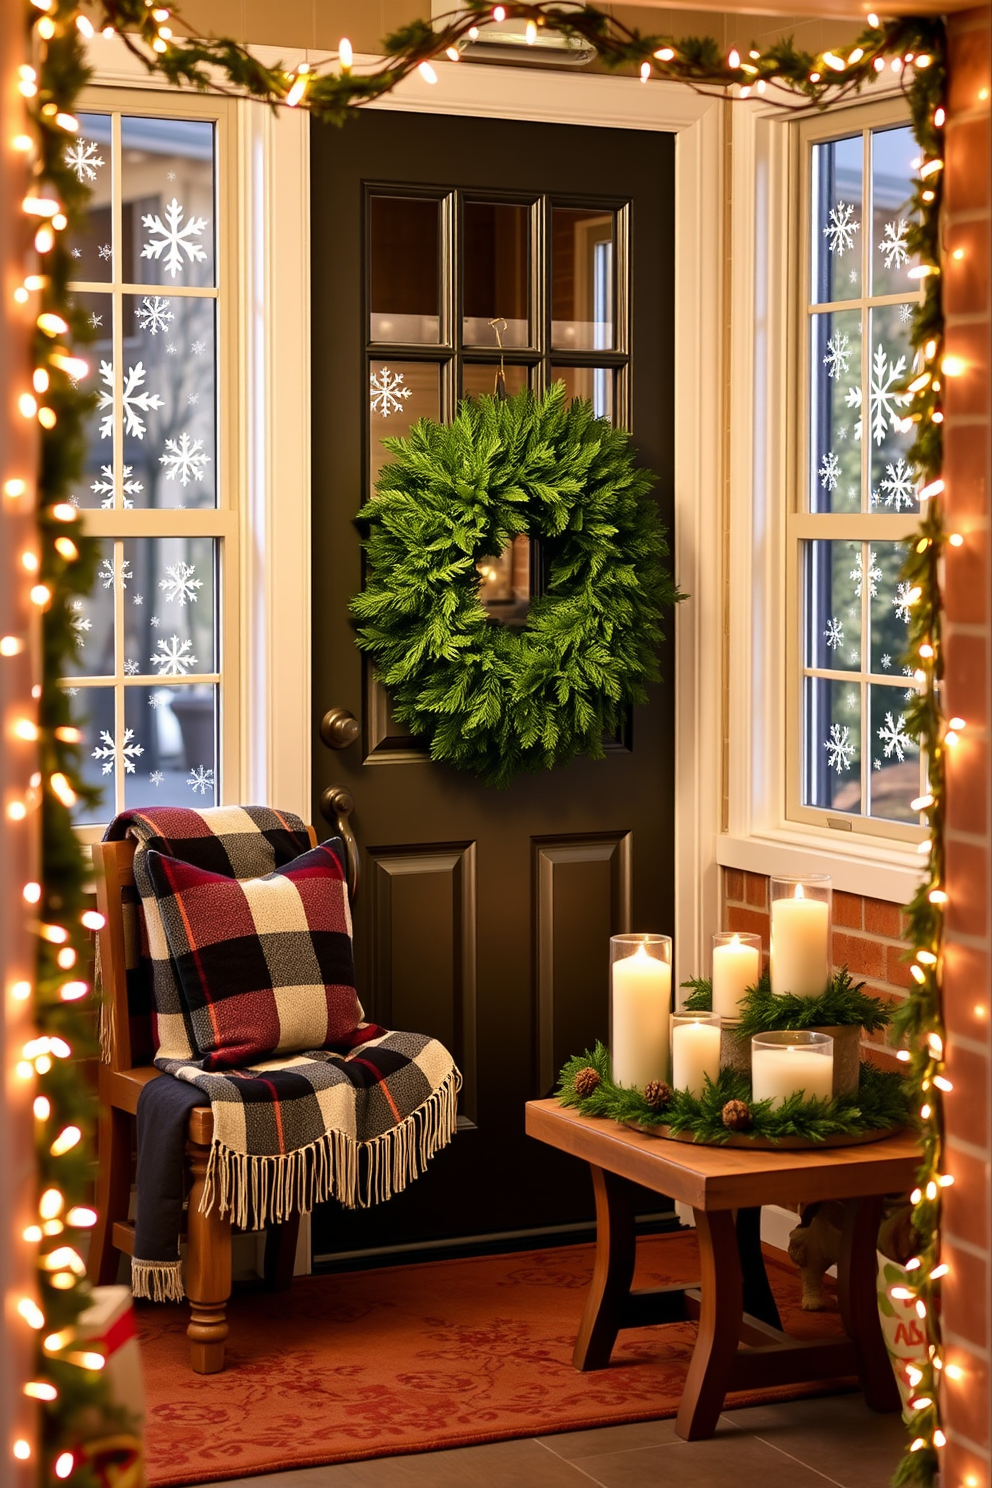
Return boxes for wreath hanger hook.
[489,317,508,400]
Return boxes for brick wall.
[722,868,908,1063]
[942,11,992,1486]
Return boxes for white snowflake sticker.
[186,765,214,797]
[150,770,164,787]
[844,344,910,445]
[822,331,852,381]
[64,139,104,183]
[823,616,844,651]
[879,219,911,271]
[370,367,412,418]
[99,556,133,590]
[150,635,198,676]
[141,198,208,278]
[881,654,892,669]
[159,433,210,487]
[878,711,912,762]
[878,458,917,511]
[818,450,841,491]
[850,547,882,600]
[824,723,856,774]
[124,659,140,676]
[92,727,144,777]
[70,609,91,648]
[823,201,860,258]
[97,360,164,442]
[899,304,914,324]
[894,581,913,623]
[90,464,143,510]
[135,296,174,335]
[159,561,202,606]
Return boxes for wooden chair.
[87,829,316,1373]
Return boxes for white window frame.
[719,85,923,906]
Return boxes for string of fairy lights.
[4,2,955,1483]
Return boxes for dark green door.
[310,108,675,1263]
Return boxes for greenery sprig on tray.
[680,967,892,1036]
[558,1042,910,1145]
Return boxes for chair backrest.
[92,825,318,1073]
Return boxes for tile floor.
[204,1393,907,1488]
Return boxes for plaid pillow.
[144,839,363,1071]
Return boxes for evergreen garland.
[557,1042,911,1144]
[681,968,892,1036]
[351,384,682,787]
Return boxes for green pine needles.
[681,967,892,1036]
[351,384,683,787]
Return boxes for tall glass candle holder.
[610,934,672,1090]
[711,931,762,1019]
[671,1011,721,1097]
[751,1030,834,1108]
[770,875,832,997]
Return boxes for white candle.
[770,886,829,996]
[751,1045,834,1108]
[671,1020,721,1097]
[712,934,761,1018]
[611,944,671,1089]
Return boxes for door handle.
[320,706,360,750]
[320,784,359,902]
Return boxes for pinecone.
[644,1079,672,1112]
[573,1067,601,1099]
[721,1098,752,1132]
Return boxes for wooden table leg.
[837,1194,901,1413]
[573,1164,637,1371]
[676,1208,742,1441]
[185,1135,231,1374]
[736,1206,782,1330]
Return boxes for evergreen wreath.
[351,383,682,787]
[681,967,893,1035]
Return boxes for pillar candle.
[611,945,671,1089]
[751,1045,834,1108]
[712,934,761,1018]
[770,887,829,996]
[671,1020,722,1097]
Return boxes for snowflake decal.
[370,367,412,418]
[894,581,913,623]
[881,654,892,669]
[159,433,210,488]
[873,758,882,771]
[149,692,169,709]
[190,340,206,356]
[97,361,164,442]
[823,332,851,381]
[878,458,917,511]
[70,608,91,648]
[141,198,208,278]
[92,727,144,777]
[150,635,198,676]
[823,616,844,651]
[150,771,164,787]
[159,561,202,606]
[124,659,140,676]
[845,690,858,709]
[89,311,103,329]
[824,723,856,774]
[98,556,133,590]
[844,344,910,445]
[878,711,912,762]
[823,201,860,257]
[899,303,914,323]
[65,139,105,182]
[98,243,112,261]
[91,464,144,509]
[186,393,199,407]
[150,615,161,628]
[879,219,911,271]
[135,296,174,335]
[166,343,178,356]
[818,450,841,491]
[133,593,143,606]
[187,765,215,797]
[850,547,882,600]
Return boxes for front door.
[310,108,675,1261]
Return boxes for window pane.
[870,540,913,675]
[461,363,529,399]
[369,360,440,489]
[804,541,862,672]
[125,683,217,808]
[871,126,919,297]
[369,197,440,343]
[811,135,863,305]
[123,537,217,678]
[809,308,862,512]
[552,208,615,350]
[553,366,614,423]
[478,535,533,628]
[123,293,217,509]
[869,683,919,822]
[64,538,116,679]
[868,304,917,507]
[463,202,529,348]
[804,675,862,815]
[71,686,117,826]
[65,113,113,282]
[122,117,216,288]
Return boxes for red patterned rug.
[138,1232,849,1485]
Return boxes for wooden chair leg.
[185,1136,231,1374]
[676,1208,742,1441]
[573,1164,637,1371]
[263,1214,302,1292]
[837,1194,901,1413]
[88,1106,133,1286]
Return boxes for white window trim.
[722,84,923,907]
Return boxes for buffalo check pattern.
[102,807,460,1299]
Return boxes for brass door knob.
[320,706,360,750]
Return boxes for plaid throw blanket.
[103,806,460,1303]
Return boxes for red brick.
[744,871,768,909]
[943,1239,990,1352]
[724,868,744,904]
[726,906,769,950]
[945,529,989,628]
[945,1146,992,1251]
[947,839,991,941]
[944,942,992,1041]
[945,631,989,731]
[833,890,862,929]
[864,898,903,940]
[946,116,992,216]
[944,1345,991,1451]
[944,320,992,421]
[832,931,886,980]
[948,734,991,838]
[946,218,991,320]
[945,419,990,523]
[886,944,914,990]
[945,1041,990,1145]
[948,10,992,116]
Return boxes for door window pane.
[121,117,216,287]
[123,537,217,678]
[810,308,862,512]
[554,366,614,422]
[370,196,440,343]
[463,201,530,348]
[804,675,862,815]
[811,135,863,305]
[369,361,440,489]
[65,112,113,281]
[477,535,533,627]
[461,363,528,399]
[804,541,863,673]
[871,126,919,297]
[552,208,614,350]
[125,683,217,808]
